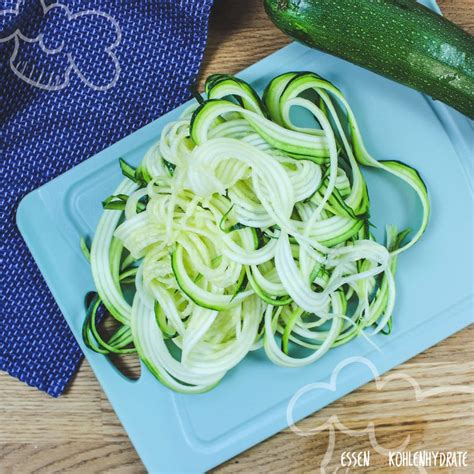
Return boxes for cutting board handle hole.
[107,352,141,382]
[85,299,142,382]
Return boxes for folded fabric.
[0,0,213,397]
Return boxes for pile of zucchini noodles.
[83,72,429,393]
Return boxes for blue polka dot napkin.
[0,0,213,396]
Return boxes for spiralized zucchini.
[83,72,429,393]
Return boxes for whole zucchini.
[264,0,474,118]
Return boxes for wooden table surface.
[1,1,473,472]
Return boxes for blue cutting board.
[17,1,473,471]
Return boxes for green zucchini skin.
[264,0,474,118]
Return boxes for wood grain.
[1,1,473,472]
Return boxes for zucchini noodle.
[83,72,430,392]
